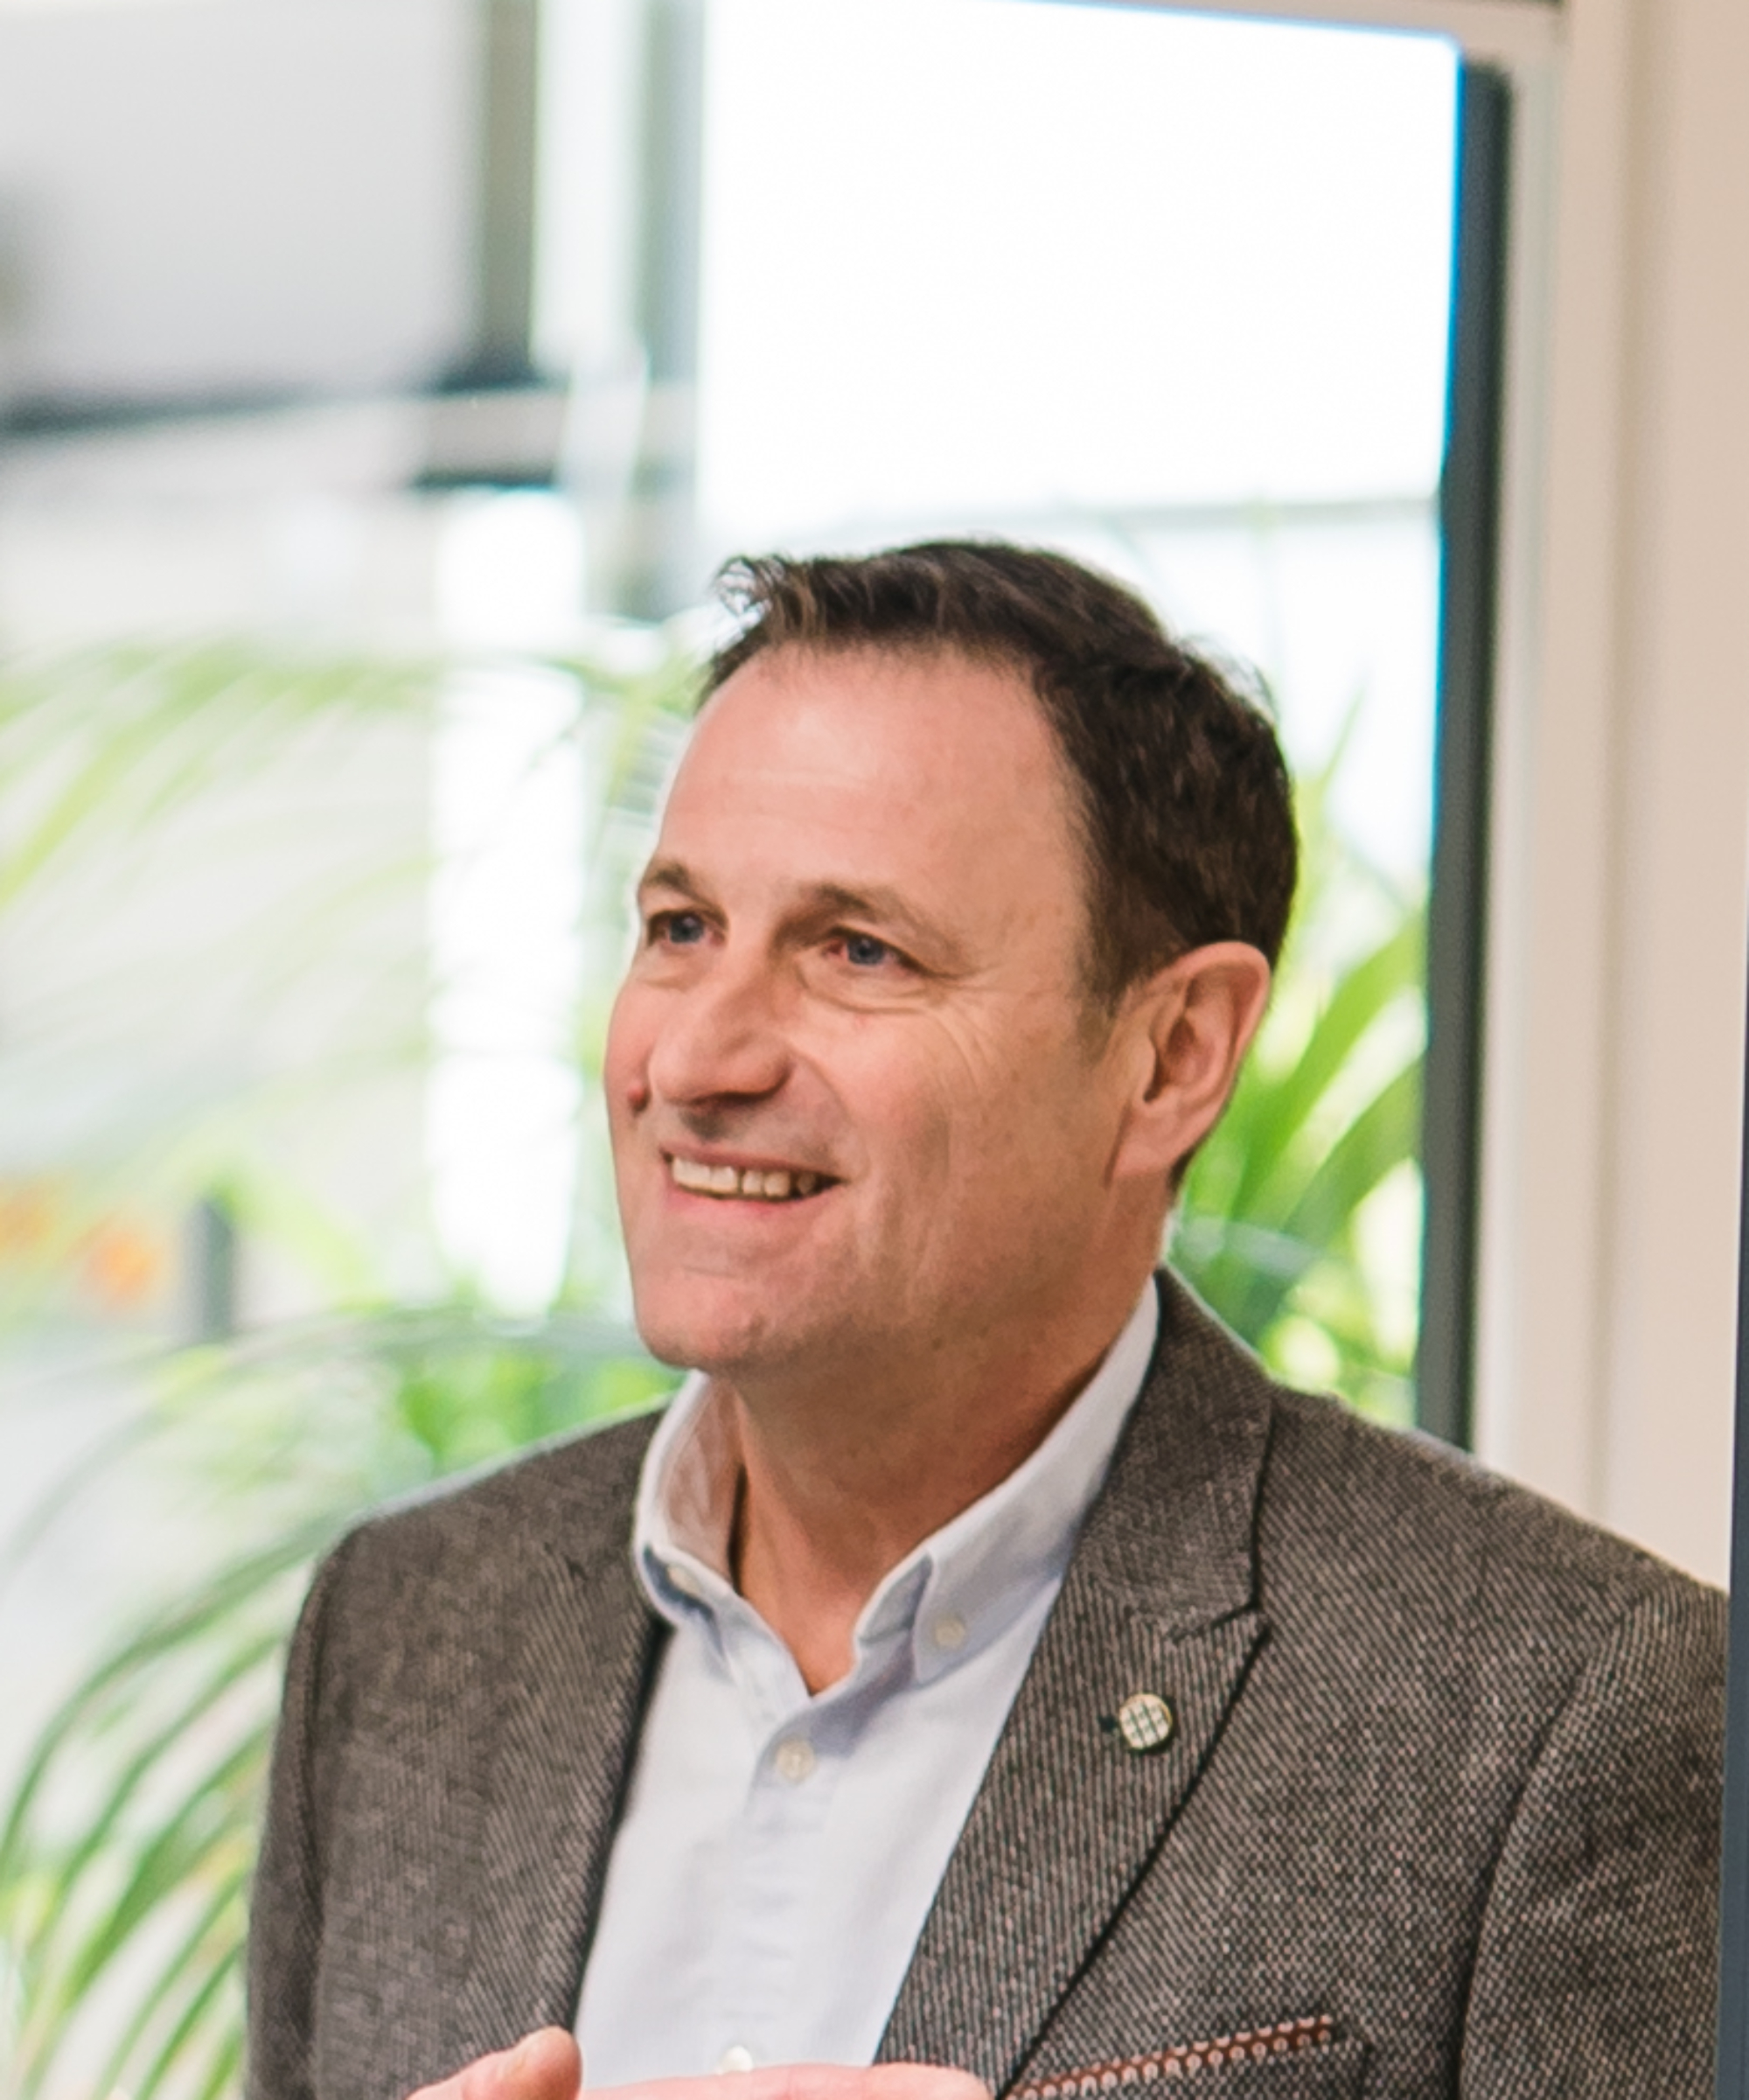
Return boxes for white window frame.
[1108,0,1749,1584]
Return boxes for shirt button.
[931,1613,967,1651]
[717,2045,756,2074]
[773,1735,816,1783]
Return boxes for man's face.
[604,644,1140,1381]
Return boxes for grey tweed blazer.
[247,1273,1725,2100]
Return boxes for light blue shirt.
[574,1283,1159,2083]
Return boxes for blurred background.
[1,0,1745,2091]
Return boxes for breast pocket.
[1012,2019,1367,2100]
[1172,2039,1367,2097]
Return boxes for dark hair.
[706,541,1298,1009]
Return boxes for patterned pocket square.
[1012,2013,1337,2095]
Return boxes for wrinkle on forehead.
[696,641,1115,1004]
[674,644,1087,899]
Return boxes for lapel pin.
[1110,1691,1175,1755]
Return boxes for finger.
[412,2028,583,2100]
[497,2029,584,2100]
[595,2063,990,2100]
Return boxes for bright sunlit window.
[697,0,1458,881]
[690,0,1459,1416]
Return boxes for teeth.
[669,1156,825,1202]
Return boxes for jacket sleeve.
[247,1532,360,2100]
[1460,1579,1726,2098]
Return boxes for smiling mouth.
[667,1154,833,1203]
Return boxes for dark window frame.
[1719,969,1749,2097]
[1418,60,1513,1449]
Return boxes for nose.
[643,949,792,1113]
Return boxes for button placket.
[708,1713,841,2066]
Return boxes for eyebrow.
[801,882,957,959]
[636,862,965,967]
[638,857,710,903]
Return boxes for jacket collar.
[631,1283,1160,1695]
[876,1270,1276,2091]
[1070,1268,1271,1633]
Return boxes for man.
[249,543,1725,2100]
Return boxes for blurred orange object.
[79,1220,168,1310]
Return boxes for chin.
[629,1267,802,1377]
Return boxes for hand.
[410,2030,583,2100]
[603,2070,990,2100]
[409,2030,988,2100]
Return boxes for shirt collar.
[632,1280,1160,1692]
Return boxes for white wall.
[0,0,477,405]
[1475,0,1749,1585]
[1145,0,1749,1586]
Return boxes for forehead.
[646,642,1100,987]
[646,646,1091,961]
[655,644,1084,909]
[651,638,1083,936]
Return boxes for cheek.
[936,1027,1117,1200]
[838,1028,1038,1201]
[927,1010,1099,1134]
[603,985,652,1120]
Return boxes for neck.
[725,1267,1153,1692]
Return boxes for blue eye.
[659,910,707,946]
[843,933,892,968]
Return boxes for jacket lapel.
[878,1273,1275,2094]
[447,1483,667,2062]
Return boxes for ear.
[1108,941,1273,1184]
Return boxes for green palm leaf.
[1,632,1424,2096]
[1,1308,672,2097]
[1175,729,1425,1420]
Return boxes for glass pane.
[693,0,1460,1420]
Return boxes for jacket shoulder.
[1259,1377,1721,1661]
[319,1406,661,1613]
